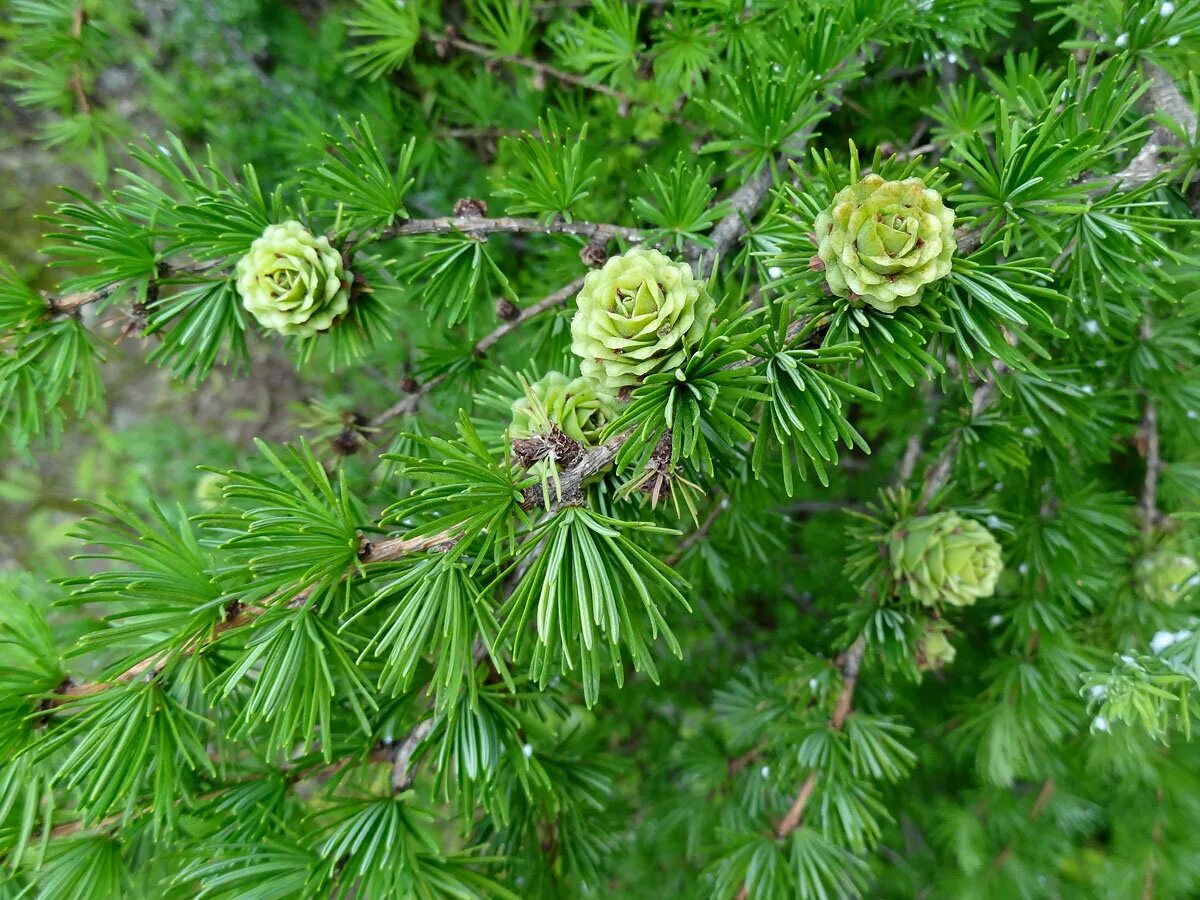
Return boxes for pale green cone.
[916,621,957,672]
[569,247,713,388]
[814,174,956,313]
[194,471,228,510]
[510,371,616,446]
[235,220,351,337]
[889,511,1003,608]
[1137,550,1198,607]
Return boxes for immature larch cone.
[510,371,616,446]
[235,221,351,337]
[569,247,713,388]
[814,174,956,313]
[889,511,1003,608]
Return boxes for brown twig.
[473,275,587,358]
[52,531,461,705]
[45,260,227,317]
[67,5,90,115]
[773,637,867,840]
[376,214,642,244]
[371,375,447,426]
[988,777,1056,875]
[390,718,436,793]
[664,493,728,567]
[372,276,588,426]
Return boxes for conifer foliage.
[2,0,1200,897]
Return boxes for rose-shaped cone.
[889,511,1003,608]
[814,174,956,313]
[570,247,713,388]
[236,221,351,337]
[511,371,616,446]
[1137,550,1198,607]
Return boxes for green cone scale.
[916,621,957,672]
[889,511,1002,607]
[814,174,956,313]
[1137,550,1197,607]
[570,247,713,388]
[236,221,351,337]
[510,371,616,445]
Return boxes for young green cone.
[814,174,956,313]
[915,621,957,672]
[235,220,351,337]
[510,371,616,446]
[569,247,713,388]
[1137,549,1198,607]
[889,511,1003,607]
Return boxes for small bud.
[331,428,362,456]
[808,256,825,272]
[650,429,673,466]
[399,376,419,394]
[453,197,488,217]
[495,296,520,321]
[580,241,608,269]
[544,426,584,469]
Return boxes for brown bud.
[332,429,362,456]
[617,385,634,403]
[514,439,544,466]
[399,376,419,394]
[495,296,520,321]
[512,436,550,468]
[580,241,608,268]
[639,471,671,508]
[650,429,673,467]
[808,256,825,272]
[453,197,488,217]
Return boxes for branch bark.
[773,636,866,840]
[372,275,590,425]
[687,51,873,277]
[45,260,227,317]
[664,492,728,567]
[377,214,642,243]
[52,531,462,705]
[432,32,640,111]
[67,5,91,116]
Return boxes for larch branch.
[52,531,462,705]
